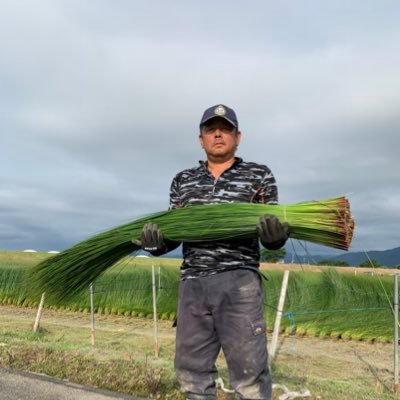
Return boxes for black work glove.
[132,223,180,256]
[256,214,289,250]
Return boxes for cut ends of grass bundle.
[29,196,354,301]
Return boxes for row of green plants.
[0,259,180,320]
[0,252,394,341]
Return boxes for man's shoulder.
[236,160,272,175]
[172,163,204,181]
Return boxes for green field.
[0,251,395,341]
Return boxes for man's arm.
[256,168,289,250]
[258,167,278,205]
[132,175,181,256]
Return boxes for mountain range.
[285,246,400,268]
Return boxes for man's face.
[199,118,241,161]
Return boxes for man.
[134,104,289,400]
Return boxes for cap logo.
[214,105,226,116]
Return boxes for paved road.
[0,368,145,400]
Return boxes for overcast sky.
[1,1,399,256]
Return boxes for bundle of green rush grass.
[29,196,354,301]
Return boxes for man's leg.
[175,278,221,400]
[212,269,272,400]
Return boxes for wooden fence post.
[152,264,159,357]
[269,270,290,362]
[394,274,398,392]
[90,283,95,345]
[33,292,45,333]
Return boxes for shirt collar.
[198,157,242,171]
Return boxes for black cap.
[199,104,238,129]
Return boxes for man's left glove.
[256,214,289,250]
[132,223,180,256]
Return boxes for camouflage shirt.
[169,157,278,279]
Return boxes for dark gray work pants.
[174,269,272,400]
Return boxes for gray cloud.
[1,1,399,253]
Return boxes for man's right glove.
[256,214,289,250]
[132,223,180,256]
